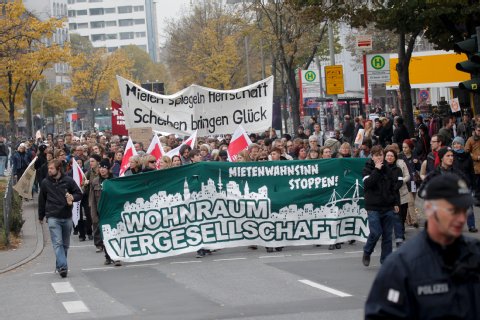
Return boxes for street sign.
[366,54,390,83]
[325,65,344,95]
[300,69,321,98]
[356,35,372,50]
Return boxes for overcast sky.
[156,0,192,45]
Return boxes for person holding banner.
[90,159,121,266]
[38,160,82,278]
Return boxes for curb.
[0,199,45,274]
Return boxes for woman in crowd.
[297,147,308,160]
[142,154,158,173]
[124,155,142,176]
[337,142,352,158]
[451,137,478,232]
[171,155,182,167]
[236,150,251,162]
[400,139,421,228]
[319,146,332,159]
[307,148,319,160]
[385,145,410,247]
[159,156,172,170]
[363,120,373,142]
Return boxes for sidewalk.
[0,195,45,274]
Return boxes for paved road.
[0,225,426,320]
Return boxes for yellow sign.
[325,65,344,95]
[387,51,469,88]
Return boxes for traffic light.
[454,35,480,93]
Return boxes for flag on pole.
[119,137,138,177]
[227,125,252,162]
[71,158,86,226]
[165,130,198,158]
[146,134,165,169]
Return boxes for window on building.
[108,47,118,53]
[360,74,364,88]
[135,32,146,38]
[89,8,104,15]
[76,0,86,2]
[67,0,75,4]
[118,19,133,27]
[105,21,116,27]
[77,23,88,29]
[119,32,134,40]
[117,6,132,14]
[90,21,105,28]
[106,34,117,40]
[76,9,87,15]
[133,5,144,12]
[134,19,145,25]
[91,34,106,42]
[68,10,75,17]
[89,0,103,2]
[104,7,115,14]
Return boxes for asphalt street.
[0,226,422,320]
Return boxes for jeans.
[48,217,73,271]
[364,210,395,264]
[0,156,6,176]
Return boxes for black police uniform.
[365,229,480,319]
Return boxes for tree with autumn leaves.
[0,1,69,140]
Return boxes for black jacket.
[365,230,480,320]
[362,159,402,211]
[419,165,470,196]
[453,151,474,186]
[393,125,410,149]
[38,173,82,221]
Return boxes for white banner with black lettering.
[117,76,274,136]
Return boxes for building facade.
[66,0,159,62]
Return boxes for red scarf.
[433,150,440,168]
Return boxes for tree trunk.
[286,67,300,130]
[396,31,416,136]
[7,71,17,146]
[25,83,33,138]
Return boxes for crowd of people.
[5,109,480,273]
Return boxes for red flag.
[146,134,165,168]
[71,159,86,226]
[119,137,138,177]
[228,125,252,162]
[165,130,198,158]
[111,100,129,136]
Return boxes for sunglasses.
[149,160,156,163]
[258,158,268,160]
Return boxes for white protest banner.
[117,76,274,136]
[13,157,37,200]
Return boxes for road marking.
[126,263,159,268]
[62,301,89,313]
[301,253,333,256]
[258,254,291,259]
[33,271,55,275]
[170,260,202,264]
[81,266,115,271]
[344,251,363,254]
[213,257,247,262]
[298,279,352,297]
[51,282,74,294]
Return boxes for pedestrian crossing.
[50,281,90,314]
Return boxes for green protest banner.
[98,159,368,262]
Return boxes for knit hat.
[403,139,415,150]
[99,159,111,169]
[452,136,465,147]
[437,147,452,160]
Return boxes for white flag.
[71,159,86,226]
[227,125,252,162]
[119,137,138,177]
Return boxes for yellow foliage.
[70,47,133,107]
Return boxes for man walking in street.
[38,159,82,278]
[365,173,480,319]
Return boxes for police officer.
[365,173,480,319]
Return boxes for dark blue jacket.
[365,230,480,319]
